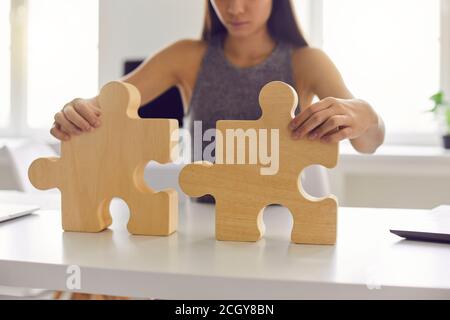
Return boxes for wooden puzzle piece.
[179,81,338,244]
[29,81,179,235]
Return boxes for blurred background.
[0,0,449,209]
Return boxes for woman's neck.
[223,27,276,67]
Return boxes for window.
[27,0,99,129]
[2,0,98,136]
[296,0,444,145]
[0,1,11,128]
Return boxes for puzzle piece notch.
[180,81,338,245]
[258,80,299,126]
[98,81,141,120]
[29,81,179,236]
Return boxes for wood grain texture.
[179,81,339,244]
[29,81,179,235]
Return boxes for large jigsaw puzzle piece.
[29,81,179,235]
[180,81,338,244]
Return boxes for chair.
[124,60,184,127]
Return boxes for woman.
[51,0,385,155]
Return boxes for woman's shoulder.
[162,40,209,98]
[292,47,337,88]
[160,39,208,80]
[292,47,334,73]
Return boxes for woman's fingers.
[310,115,350,140]
[63,103,93,132]
[292,106,337,140]
[321,127,353,143]
[54,111,83,136]
[289,97,337,132]
[90,103,102,116]
[51,97,101,142]
[72,99,102,128]
[50,123,70,141]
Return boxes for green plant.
[427,91,450,135]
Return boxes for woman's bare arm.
[52,39,206,141]
[122,39,206,108]
[291,47,385,154]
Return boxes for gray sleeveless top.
[188,34,298,162]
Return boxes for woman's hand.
[51,98,102,141]
[289,97,379,144]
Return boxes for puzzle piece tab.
[180,81,338,244]
[29,81,179,235]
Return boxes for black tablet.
[390,229,450,244]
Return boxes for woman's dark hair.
[202,0,308,48]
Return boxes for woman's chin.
[227,29,255,39]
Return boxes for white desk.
[0,192,449,299]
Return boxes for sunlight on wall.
[322,0,440,135]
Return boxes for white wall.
[329,144,450,210]
[99,0,205,86]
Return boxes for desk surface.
[0,192,449,299]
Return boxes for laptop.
[0,204,40,223]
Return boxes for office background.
[0,0,449,209]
